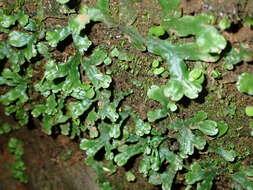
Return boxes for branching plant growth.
[0,0,253,189]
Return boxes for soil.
[1,0,253,190]
[0,105,99,190]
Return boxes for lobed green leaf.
[237,72,253,95]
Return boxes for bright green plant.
[0,8,44,125]
[143,0,227,121]
[237,72,253,119]
[223,44,253,70]
[148,25,166,37]
[0,67,32,125]
[216,121,229,137]
[245,106,253,117]
[218,17,231,30]
[1,0,253,189]
[150,58,165,76]
[237,72,253,95]
[81,108,224,190]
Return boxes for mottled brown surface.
[0,106,99,190]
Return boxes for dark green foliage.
[8,138,28,183]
